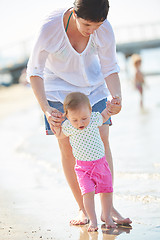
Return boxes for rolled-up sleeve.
[96,21,120,78]
[27,30,49,81]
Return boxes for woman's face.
[75,16,103,37]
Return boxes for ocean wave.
[116,193,160,204]
[116,172,160,180]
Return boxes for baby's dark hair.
[63,92,92,115]
[73,0,110,22]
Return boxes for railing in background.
[0,22,160,84]
[114,22,160,43]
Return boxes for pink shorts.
[75,156,113,195]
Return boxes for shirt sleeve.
[62,120,72,136]
[26,27,49,81]
[96,20,120,78]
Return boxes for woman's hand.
[45,107,64,134]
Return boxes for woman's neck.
[63,8,90,53]
[64,8,88,38]
[63,9,74,31]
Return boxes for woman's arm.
[105,73,122,115]
[105,72,122,99]
[30,76,64,133]
[30,76,50,113]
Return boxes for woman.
[27,0,131,225]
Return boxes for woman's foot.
[70,209,89,225]
[88,221,98,232]
[105,216,117,229]
[101,207,132,225]
[111,207,132,225]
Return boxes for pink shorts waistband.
[76,156,106,166]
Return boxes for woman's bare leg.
[99,125,132,225]
[58,137,88,225]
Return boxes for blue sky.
[0,0,160,49]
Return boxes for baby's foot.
[70,209,89,225]
[88,221,98,232]
[105,216,117,229]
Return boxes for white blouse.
[27,8,120,106]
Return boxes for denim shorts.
[45,98,112,135]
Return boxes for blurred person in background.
[132,54,145,108]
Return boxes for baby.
[55,92,116,231]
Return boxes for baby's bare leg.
[100,192,116,228]
[83,192,98,232]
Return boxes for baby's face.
[67,105,91,130]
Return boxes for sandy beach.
[0,79,160,240]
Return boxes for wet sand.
[0,81,160,240]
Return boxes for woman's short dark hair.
[73,0,110,22]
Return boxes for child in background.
[132,54,145,108]
[55,92,117,232]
